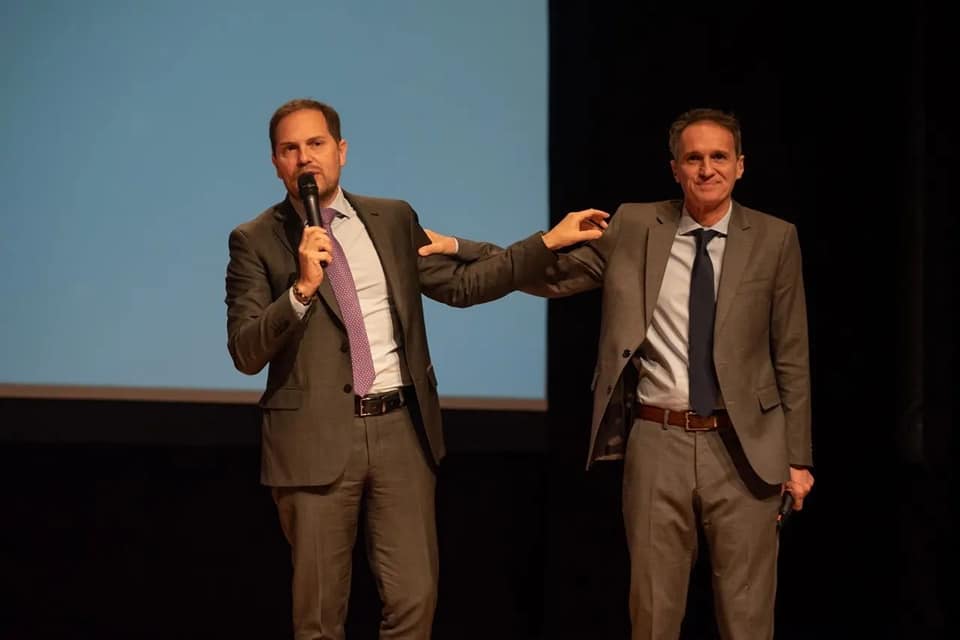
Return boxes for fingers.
[298,226,332,281]
[577,208,610,229]
[418,240,447,257]
[300,226,332,252]
[572,209,607,240]
[568,209,610,234]
[303,250,333,266]
[418,228,456,256]
[576,228,604,242]
[784,477,814,511]
[299,229,332,265]
[565,209,609,220]
[787,488,804,511]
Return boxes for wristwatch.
[292,282,314,305]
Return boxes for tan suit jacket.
[463,199,812,484]
[225,192,553,486]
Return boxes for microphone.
[297,173,322,228]
[777,492,795,531]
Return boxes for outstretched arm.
[419,206,629,299]
[419,230,500,262]
[419,209,609,259]
[415,209,610,306]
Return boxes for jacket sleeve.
[433,204,631,301]
[454,237,504,262]
[225,227,302,375]
[770,224,813,467]
[413,209,556,307]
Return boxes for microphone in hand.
[777,491,795,531]
[297,173,322,228]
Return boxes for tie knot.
[690,228,720,251]
[321,207,338,228]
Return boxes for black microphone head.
[297,173,319,198]
[297,173,322,227]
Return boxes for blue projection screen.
[0,0,547,408]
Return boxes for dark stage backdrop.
[1,1,947,639]
[543,1,946,639]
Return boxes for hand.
[419,229,459,257]
[782,466,815,511]
[296,225,333,297]
[541,209,609,250]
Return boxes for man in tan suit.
[225,98,606,639]
[428,108,815,638]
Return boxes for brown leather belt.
[355,387,408,417]
[636,404,731,431]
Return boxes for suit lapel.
[345,192,408,329]
[273,198,301,258]
[274,197,343,324]
[644,202,681,326]
[714,202,753,335]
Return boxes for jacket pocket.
[259,386,303,410]
[757,384,782,412]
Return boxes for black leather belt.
[355,387,408,417]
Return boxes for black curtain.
[545,1,945,638]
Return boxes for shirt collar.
[327,187,353,219]
[677,202,732,236]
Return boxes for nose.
[698,159,714,178]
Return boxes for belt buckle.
[684,411,714,432]
[357,395,381,417]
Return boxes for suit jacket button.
[343,384,352,394]
[622,349,631,358]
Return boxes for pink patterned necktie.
[321,207,375,397]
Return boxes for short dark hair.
[269,98,342,153]
[668,108,742,160]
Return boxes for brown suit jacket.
[462,200,812,485]
[225,191,553,487]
